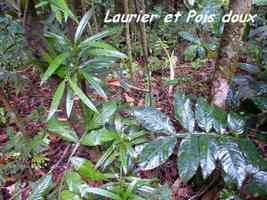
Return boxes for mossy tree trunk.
[210,0,252,110]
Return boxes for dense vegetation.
[0,0,267,199]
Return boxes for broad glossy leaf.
[227,112,246,134]
[47,80,65,120]
[80,128,117,146]
[61,191,81,200]
[70,157,106,181]
[139,137,176,170]
[212,106,227,134]
[132,107,176,135]
[178,135,200,183]
[68,79,98,113]
[41,53,68,84]
[216,140,247,188]
[178,32,201,44]
[174,92,195,132]
[28,175,53,200]
[81,71,107,99]
[48,117,78,142]
[75,9,93,43]
[195,98,213,132]
[178,135,217,182]
[66,87,75,118]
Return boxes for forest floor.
[0,59,266,200]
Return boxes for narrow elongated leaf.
[174,93,195,132]
[80,29,117,48]
[139,137,176,170]
[81,71,107,99]
[88,49,127,59]
[195,98,214,132]
[70,157,106,180]
[80,128,117,146]
[41,53,68,84]
[68,79,98,113]
[95,101,117,125]
[66,87,75,118]
[215,140,247,188]
[75,9,93,43]
[48,117,78,142]
[28,175,53,200]
[85,187,120,200]
[227,112,246,134]
[47,80,65,120]
[132,107,176,135]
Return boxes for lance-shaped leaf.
[132,107,176,135]
[68,79,98,113]
[94,101,117,125]
[48,117,78,142]
[28,175,53,200]
[81,71,107,99]
[215,140,247,188]
[174,92,195,132]
[75,9,93,43]
[139,137,176,170]
[195,97,214,132]
[88,49,127,59]
[47,80,65,120]
[70,157,106,181]
[66,87,75,118]
[227,112,246,135]
[80,128,117,146]
[41,53,68,84]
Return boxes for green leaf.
[28,175,53,200]
[80,28,118,48]
[244,170,267,197]
[174,92,195,132]
[47,80,65,120]
[227,112,246,135]
[178,135,218,182]
[81,71,107,99]
[139,137,176,170]
[70,157,106,181]
[61,191,81,200]
[239,63,261,75]
[178,32,201,44]
[96,144,116,169]
[132,107,176,135]
[80,128,117,146]
[41,53,68,84]
[94,101,118,125]
[68,79,98,113]
[183,45,198,61]
[212,106,227,134]
[48,117,78,142]
[216,140,247,188]
[195,97,214,132]
[88,49,127,59]
[75,9,93,43]
[66,87,75,118]
[178,135,200,183]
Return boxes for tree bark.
[210,0,252,110]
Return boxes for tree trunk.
[23,0,47,59]
[210,0,252,109]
